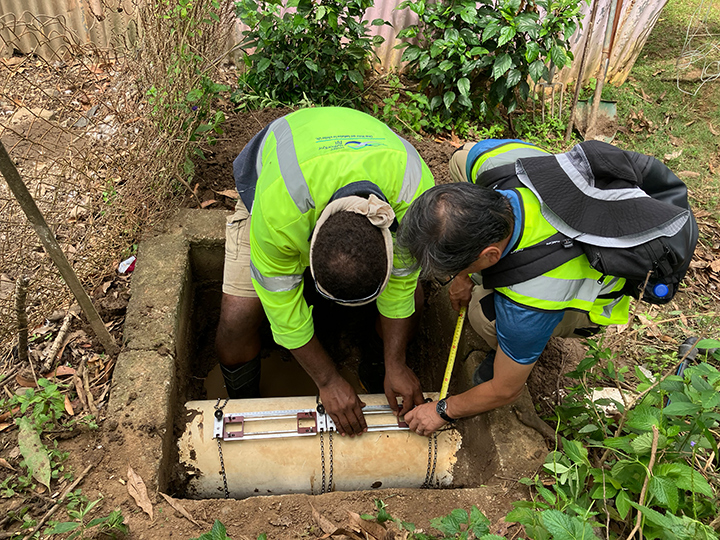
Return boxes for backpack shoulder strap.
[481,232,584,289]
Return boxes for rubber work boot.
[358,333,385,394]
[472,349,496,386]
[220,355,261,399]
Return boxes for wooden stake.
[14,276,29,363]
[0,141,118,356]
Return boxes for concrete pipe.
[178,393,463,499]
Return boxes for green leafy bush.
[395,0,583,134]
[511,339,720,539]
[234,0,385,107]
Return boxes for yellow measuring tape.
[439,306,466,400]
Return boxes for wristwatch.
[436,398,457,423]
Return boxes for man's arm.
[291,335,367,436]
[380,313,424,417]
[404,347,534,436]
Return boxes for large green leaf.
[541,510,601,540]
[550,44,569,69]
[443,90,456,110]
[615,490,631,519]
[525,42,540,63]
[649,475,679,512]
[469,505,491,537]
[497,26,516,47]
[663,401,701,416]
[563,439,590,466]
[630,431,667,454]
[492,53,512,80]
[431,508,468,536]
[17,417,51,490]
[626,404,663,431]
[457,77,470,97]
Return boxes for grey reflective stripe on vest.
[250,261,303,292]
[508,275,603,304]
[391,264,415,277]
[268,117,315,213]
[397,136,423,203]
[601,295,625,319]
[478,147,547,177]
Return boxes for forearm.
[445,381,524,419]
[290,335,343,388]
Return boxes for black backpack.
[478,141,699,305]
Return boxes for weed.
[45,490,129,539]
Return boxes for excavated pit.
[107,209,548,501]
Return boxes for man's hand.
[449,274,473,311]
[404,401,446,436]
[318,375,367,436]
[384,363,424,417]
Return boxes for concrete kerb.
[107,208,547,496]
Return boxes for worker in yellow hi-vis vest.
[216,107,435,437]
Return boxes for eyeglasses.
[435,273,457,287]
[314,279,384,306]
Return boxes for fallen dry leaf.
[0,406,19,422]
[664,149,683,161]
[213,189,240,199]
[677,171,700,179]
[200,199,217,208]
[159,492,201,527]
[16,374,36,387]
[711,259,720,273]
[127,466,154,519]
[101,281,112,294]
[710,123,719,136]
[311,503,338,535]
[54,365,76,377]
[668,134,682,147]
[64,395,75,416]
[0,458,15,471]
[348,511,387,539]
[0,423,11,432]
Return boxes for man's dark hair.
[397,183,513,279]
[312,211,387,301]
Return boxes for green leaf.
[457,77,470,97]
[186,88,203,102]
[492,53,513,79]
[541,509,601,540]
[431,508,468,536]
[304,59,318,72]
[528,59,545,82]
[697,338,720,349]
[649,476,679,512]
[543,462,569,474]
[469,46,489,56]
[46,522,81,534]
[563,439,590,466]
[550,45,568,69]
[663,401,701,416]
[482,23,499,42]
[18,417,51,489]
[505,68,522,88]
[469,506,491,537]
[626,404,663,431]
[498,26,516,47]
[615,490,631,519]
[439,60,455,72]
[525,42,540,63]
[443,91,456,110]
[578,424,599,433]
[630,431,667,454]
[315,5,326,20]
[627,502,673,529]
[256,57,271,72]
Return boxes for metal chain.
[328,430,334,493]
[319,429,326,494]
[422,432,438,489]
[214,397,230,499]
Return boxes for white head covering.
[309,194,394,306]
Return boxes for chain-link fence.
[0,0,236,349]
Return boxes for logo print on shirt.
[344,140,373,149]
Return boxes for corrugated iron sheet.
[0,0,134,60]
[557,0,668,87]
[1,0,665,86]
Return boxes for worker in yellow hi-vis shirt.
[216,107,435,437]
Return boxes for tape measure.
[440,306,466,399]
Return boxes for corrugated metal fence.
[0,0,666,85]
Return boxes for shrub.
[234,0,385,107]
[396,0,583,134]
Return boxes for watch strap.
[436,398,456,423]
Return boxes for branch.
[626,425,659,540]
[41,310,73,373]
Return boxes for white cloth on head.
[309,194,394,306]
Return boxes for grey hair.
[397,183,513,279]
